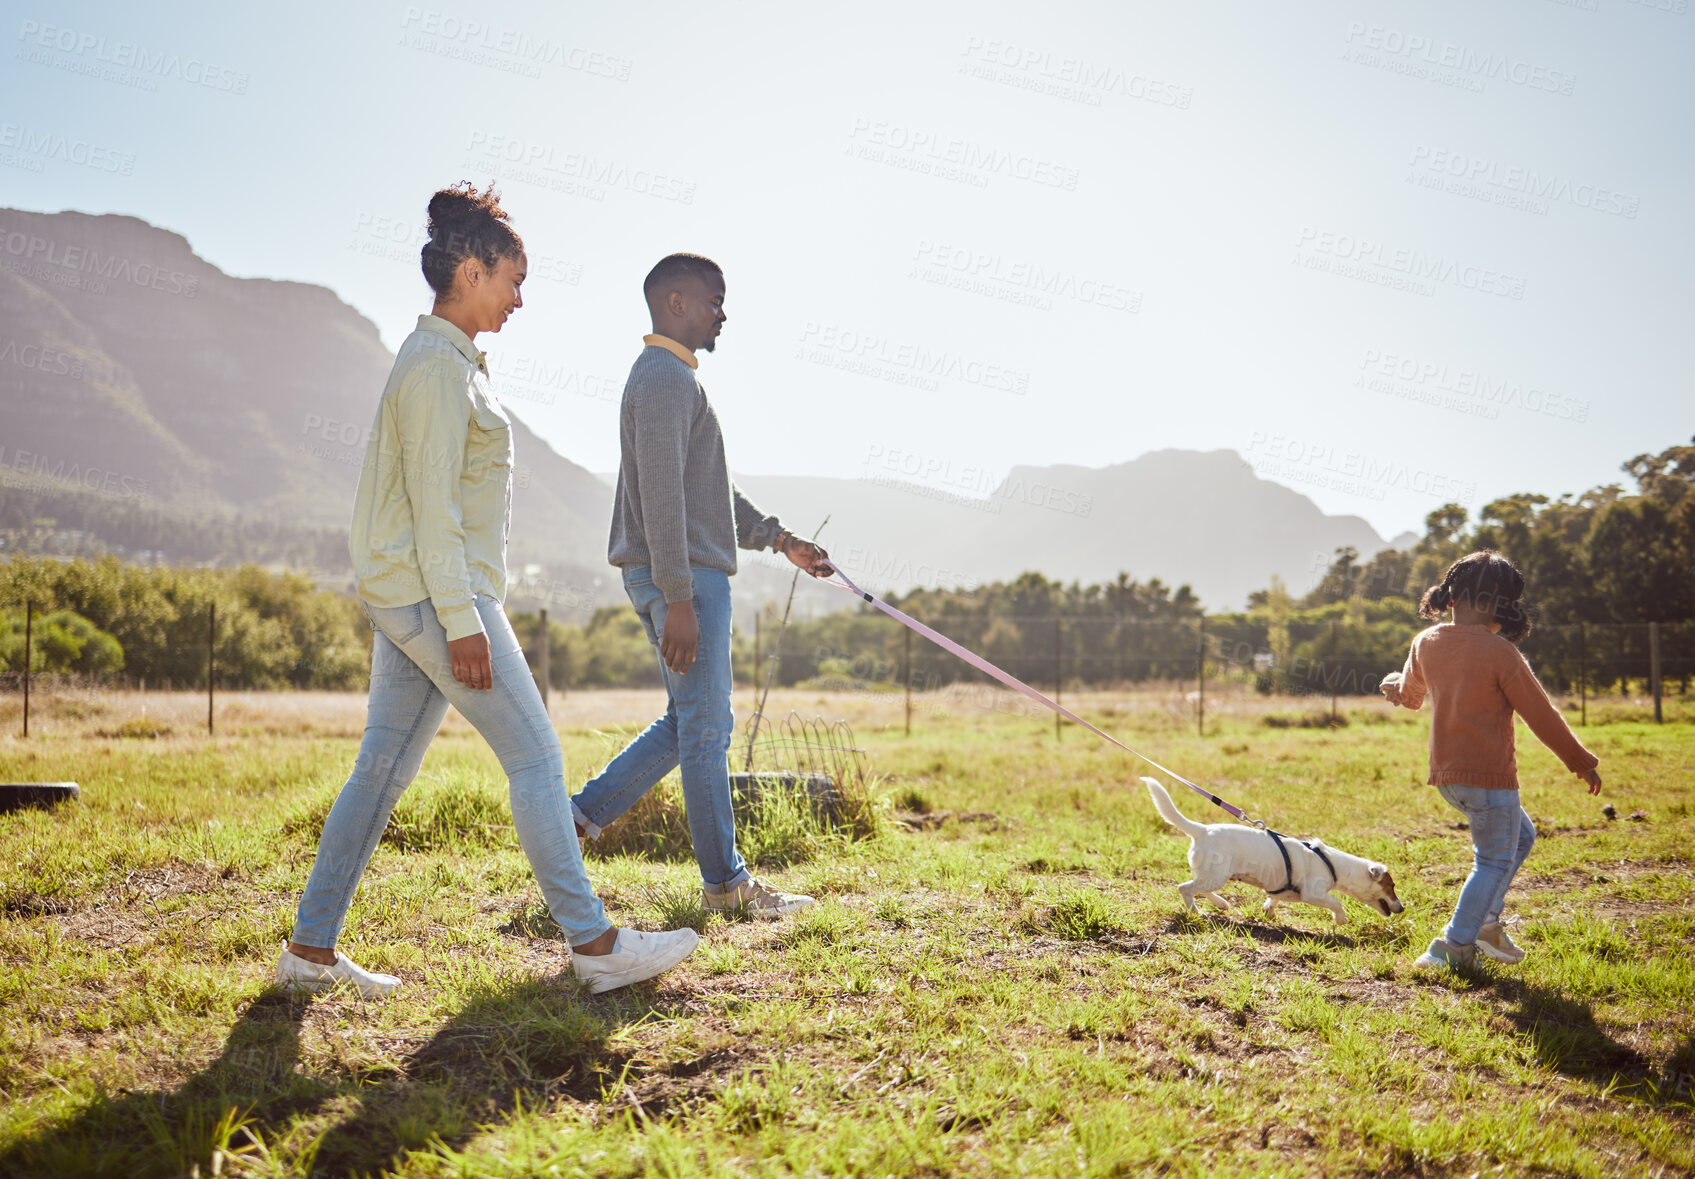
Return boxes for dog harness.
[1264,830,1338,897]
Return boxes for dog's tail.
[1143,776,1209,838]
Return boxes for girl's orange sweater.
[1395,623,1597,790]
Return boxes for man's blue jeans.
[571,566,751,890]
[1435,783,1536,946]
[292,594,611,949]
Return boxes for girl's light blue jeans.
[1435,783,1536,946]
[291,593,611,949]
[570,566,751,890]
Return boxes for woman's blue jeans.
[291,594,611,949]
[1435,783,1536,946]
[570,566,751,890]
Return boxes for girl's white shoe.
[275,946,400,998]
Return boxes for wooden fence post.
[903,625,912,737]
[1329,619,1339,726]
[1196,616,1206,737]
[1650,620,1662,724]
[1579,621,1587,727]
[22,602,31,739]
[207,603,215,735]
[1054,617,1062,740]
[537,608,550,711]
[753,611,761,699]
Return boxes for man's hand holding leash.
[775,529,834,579]
[659,531,831,676]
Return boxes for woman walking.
[278,183,698,996]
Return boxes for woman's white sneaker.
[274,946,400,998]
[572,927,700,994]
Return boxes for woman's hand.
[1579,767,1602,795]
[1378,672,1403,706]
[449,632,493,690]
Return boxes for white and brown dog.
[1144,777,1404,924]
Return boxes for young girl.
[1380,550,1601,970]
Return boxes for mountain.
[1,207,1401,613]
[0,207,611,580]
[735,449,1392,610]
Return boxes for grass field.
[0,682,1691,1178]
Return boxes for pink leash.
[821,567,1265,827]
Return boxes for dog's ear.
[1368,864,1385,880]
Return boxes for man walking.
[571,253,832,918]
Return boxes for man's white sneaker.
[571,927,700,994]
[703,877,816,921]
[274,946,400,998]
[1477,921,1526,964]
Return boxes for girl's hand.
[1579,767,1602,795]
[1378,672,1403,705]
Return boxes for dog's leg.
[1262,895,1280,921]
[1205,891,1233,910]
[1177,881,1201,913]
[1308,892,1349,925]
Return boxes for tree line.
[1,557,369,689]
[4,438,1690,695]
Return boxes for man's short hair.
[643,253,723,305]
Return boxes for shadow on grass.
[308,975,629,1175]
[0,976,673,1178]
[1489,976,1695,1108]
[1159,910,1362,949]
[0,990,325,1178]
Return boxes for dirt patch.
[56,862,285,952]
[893,809,1001,831]
[619,1041,770,1120]
[2,892,80,918]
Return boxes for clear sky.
[3,0,1689,541]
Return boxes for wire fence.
[745,615,1694,724]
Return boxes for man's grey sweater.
[608,343,783,602]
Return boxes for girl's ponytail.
[1417,551,1533,643]
[1418,571,1456,621]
